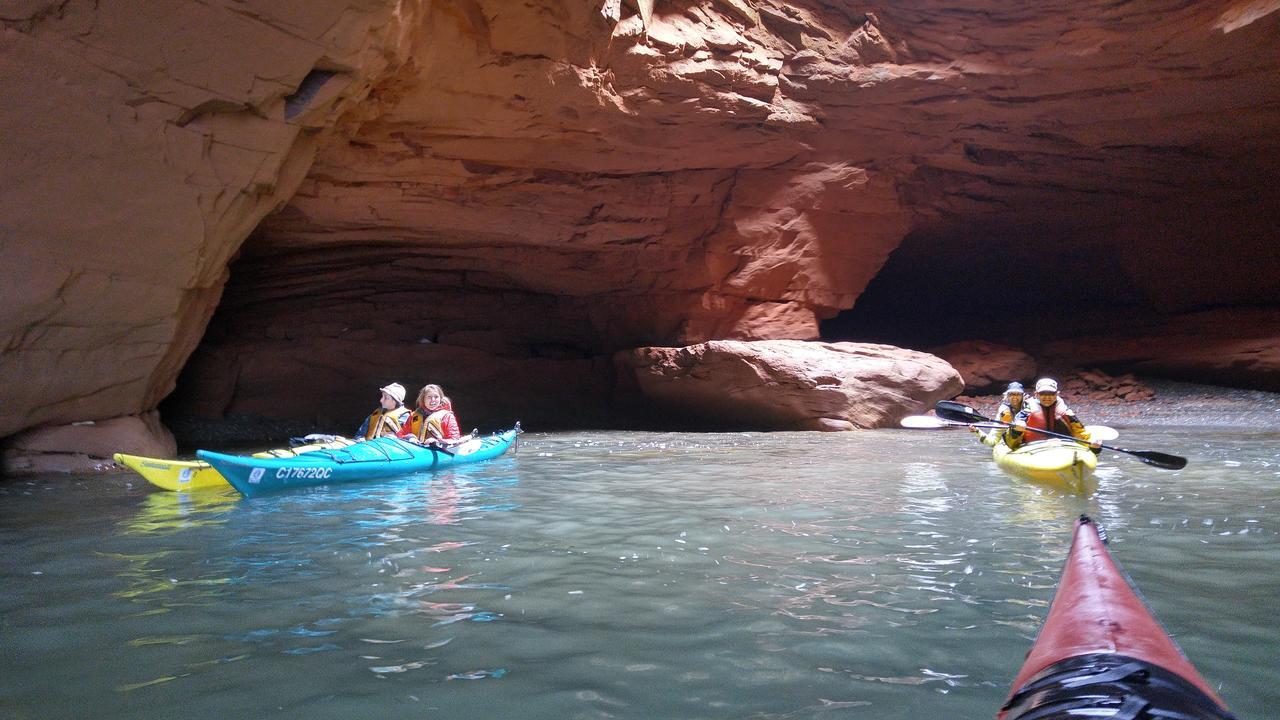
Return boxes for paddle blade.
[1124,449,1187,470]
[900,415,949,429]
[935,400,991,424]
[1085,425,1119,442]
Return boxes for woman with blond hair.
[397,383,461,446]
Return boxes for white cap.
[380,382,406,404]
[1034,378,1058,393]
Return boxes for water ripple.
[2,429,1278,718]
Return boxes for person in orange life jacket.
[1005,378,1101,452]
[975,381,1030,445]
[354,383,411,441]
[397,383,461,446]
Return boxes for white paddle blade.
[1086,425,1119,441]
[899,415,950,429]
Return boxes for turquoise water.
[1,427,1277,719]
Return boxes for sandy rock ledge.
[2,412,176,475]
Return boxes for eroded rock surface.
[929,341,1038,394]
[165,337,617,435]
[3,411,175,474]
[1041,309,1280,392]
[1,1,420,442]
[616,340,963,430]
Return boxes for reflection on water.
[118,490,240,536]
[1,429,1277,719]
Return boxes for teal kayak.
[197,424,521,497]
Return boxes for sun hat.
[380,382,406,404]
[1034,378,1058,394]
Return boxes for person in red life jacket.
[1005,378,1101,451]
[354,383,411,441]
[397,383,461,446]
[975,381,1030,445]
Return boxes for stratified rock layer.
[3,411,175,474]
[190,0,1280,427]
[931,341,1038,394]
[1042,309,1280,392]
[1,1,420,441]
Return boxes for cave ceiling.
[237,0,1280,353]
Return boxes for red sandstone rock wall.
[1,1,419,442]
[3,1,1280,458]
[209,0,1279,417]
[249,2,914,349]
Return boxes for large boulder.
[615,340,963,431]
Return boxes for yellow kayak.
[114,437,355,491]
[992,439,1098,494]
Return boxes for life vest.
[362,406,410,440]
[401,408,460,442]
[1022,400,1083,443]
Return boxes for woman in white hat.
[354,382,411,440]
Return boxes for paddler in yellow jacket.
[355,383,411,440]
[975,381,1030,445]
[1004,378,1100,452]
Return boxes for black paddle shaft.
[934,401,1187,470]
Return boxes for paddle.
[900,415,1119,441]
[290,433,343,446]
[934,401,1186,470]
[901,416,1004,430]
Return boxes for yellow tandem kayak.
[992,439,1098,494]
[114,437,356,492]
[113,454,228,491]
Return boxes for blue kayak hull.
[197,427,520,497]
